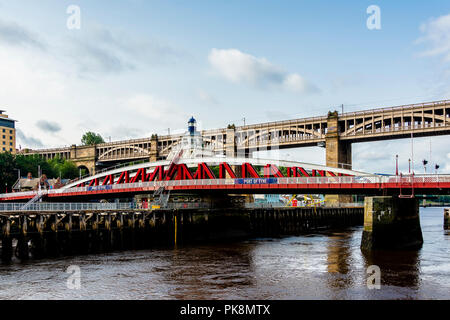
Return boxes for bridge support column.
[444,208,449,230]
[361,196,423,251]
[17,216,29,261]
[225,128,240,177]
[71,144,97,175]
[150,135,159,162]
[225,128,236,158]
[325,111,352,205]
[325,111,352,170]
[1,219,12,263]
[31,215,45,259]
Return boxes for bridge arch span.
[77,165,90,176]
[98,145,150,161]
[62,156,373,189]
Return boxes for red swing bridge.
[1,156,449,202]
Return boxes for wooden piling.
[0,206,363,262]
[1,219,12,263]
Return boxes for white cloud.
[283,74,316,93]
[64,26,183,77]
[16,129,44,149]
[417,13,450,62]
[0,18,190,148]
[36,120,61,133]
[197,89,218,105]
[208,48,318,93]
[0,18,46,50]
[124,94,188,134]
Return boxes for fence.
[1,174,450,200]
[0,202,211,212]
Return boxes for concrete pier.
[445,208,449,230]
[361,196,423,251]
[0,207,363,262]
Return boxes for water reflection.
[163,243,255,299]
[362,249,421,289]
[325,231,354,293]
[0,208,448,300]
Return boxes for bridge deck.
[1,175,449,201]
[18,99,450,163]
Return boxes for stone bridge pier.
[325,111,353,206]
[361,196,423,251]
[70,145,97,176]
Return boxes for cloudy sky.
[1,0,450,174]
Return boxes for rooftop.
[0,110,17,121]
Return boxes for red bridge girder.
[76,162,351,187]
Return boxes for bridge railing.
[0,202,125,212]
[341,99,450,118]
[245,202,365,209]
[2,175,450,200]
[0,202,211,212]
[44,174,450,193]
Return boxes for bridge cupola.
[188,116,197,135]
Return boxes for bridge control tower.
[167,116,216,160]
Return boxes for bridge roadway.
[18,99,450,173]
[1,174,449,202]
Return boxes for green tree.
[210,166,220,178]
[81,131,105,145]
[15,154,56,178]
[48,157,79,179]
[0,152,17,193]
[59,160,79,179]
[279,166,287,176]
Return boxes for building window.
[2,147,5,151]
[9,142,12,146]
[2,129,4,132]
[9,136,12,140]
[9,130,12,134]
[9,148,12,152]
[2,135,4,139]
[2,141,5,145]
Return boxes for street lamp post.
[411,132,414,174]
[395,155,399,176]
[38,165,41,192]
[13,168,20,191]
[422,159,428,174]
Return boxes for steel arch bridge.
[19,99,450,168]
[2,157,450,203]
[63,157,369,189]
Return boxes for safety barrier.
[1,174,450,200]
[0,201,211,212]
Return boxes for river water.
[0,207,449,300]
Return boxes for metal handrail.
[1,174,450,199]
[0,202,211,212]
